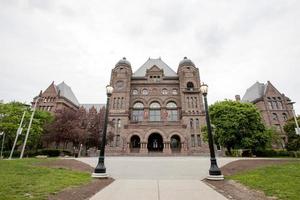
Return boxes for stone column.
[163,142,172,155]
[140,142,148,154]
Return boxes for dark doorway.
[170,135,181,153]
[130,135,141,153]
[147,133,163,152]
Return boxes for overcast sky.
[1,0,299,113]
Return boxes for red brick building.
[33,81,80,112]
[242,81,294,144]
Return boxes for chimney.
[235,95,241,101]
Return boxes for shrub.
[253,149,296,157]
[225,149,242,157]
[1,149,72,158]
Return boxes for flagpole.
[20,98,39,159]
[9,111,26,159]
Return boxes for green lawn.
[0,159,91,200]
[229,162,300,200]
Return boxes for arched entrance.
[130,135,141,153]
[147,133,163,152]
[170,135,181,153]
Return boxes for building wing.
[242,81,266,102]
[56,82,80,106]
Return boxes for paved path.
[77,157,238,200]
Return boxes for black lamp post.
[200,83,224,180]
[92,85,113,178]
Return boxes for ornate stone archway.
[147,133,164,152]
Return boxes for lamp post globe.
[200,83,224,180]
[92,85,114,178]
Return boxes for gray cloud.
[0,0,299,114]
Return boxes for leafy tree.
[44,106,106,151]
[85,107,105,149]
[283,116,300,151]
[0,102,53,152]
[208,100,273,153]
[44,108,83,149]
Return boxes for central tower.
[106,57,209,155]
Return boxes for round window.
[172,89,178,95]
[115,81,125,90]
[162,89,168,95]
[132,89,138,95]
[142,89,148,95]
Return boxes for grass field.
[0,158,91,200]
[229,162,300,200]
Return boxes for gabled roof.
[242,81,266,102]
[80,104,105,111]
[56,82,80,106]
[133,58,177,77]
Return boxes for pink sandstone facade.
[106,57,209,155]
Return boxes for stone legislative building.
[106,57,209,155]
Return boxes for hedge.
[225,149,300,158]
[1,149,72,158]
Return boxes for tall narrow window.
[274,101,278,109]
[196,134,201,146]
[268,101,272,110]
[166,102,178,121]
[195,118,200,129]
[191,97,194,108]
[282,113,288,121]
[191,134,195,147]
[116,135,120,147]
[278,101,283,109]
[272,113,278,121]
[132,102,144,122]
[118,98,121,109]
[111,119,116,131]
[187,82,194,91]
[121,97,124,108]
[113,98,116,109]
[117,119,121,128]
[194,97,198,108]
[190,118,193,129]
[149,102,161,121]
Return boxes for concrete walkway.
[89,180,226,200]
[77,157,237,200]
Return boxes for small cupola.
[179,57,195,67]
[115,57,131,68]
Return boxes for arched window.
[272,113,278,121]
[111,119,116,129]
[132,102,144,122]
[142,89,148,95]
[268,101,273,110]
[149,102,161,121]
[166,102,178,121]
[282,113,288,121]
[195,118,200,128]
[117,119,121,128]
[162,88,168,95]
[117,98,120,109]
[121,97,124,109]
[278,101,283,109]
[190,118,193,128]
[113,98,116,109]
[187,82,194,91]
[132,89,138,95]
